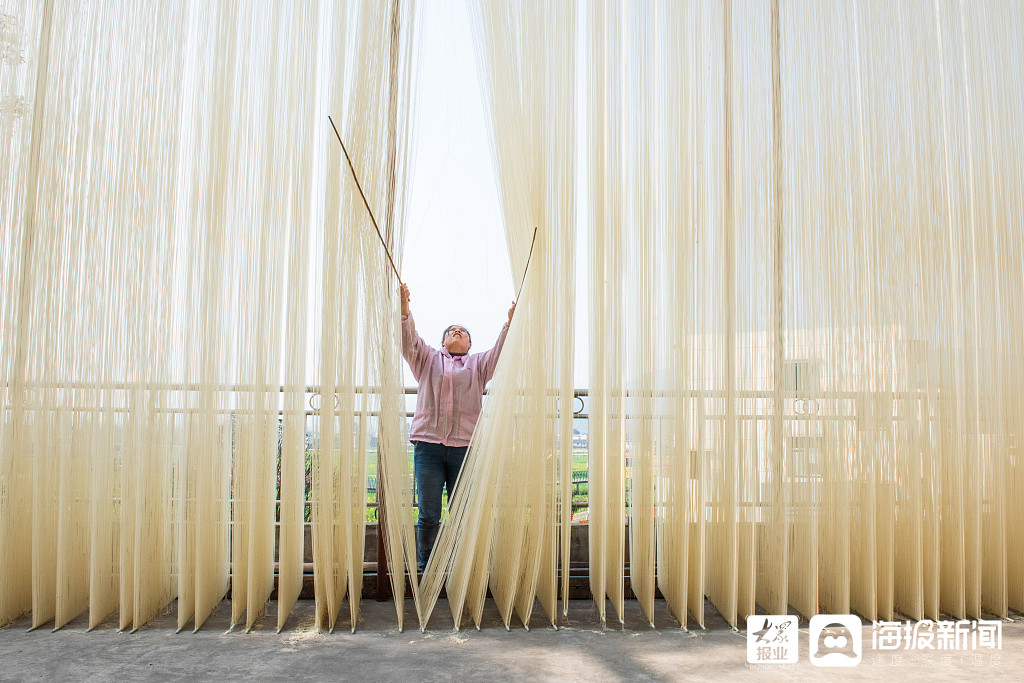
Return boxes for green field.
[293,446,591,523]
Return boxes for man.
[400,283,515,572]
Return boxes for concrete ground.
[1,598,1021,682]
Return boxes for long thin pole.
[328,115,403,286]
[519,226,539,295]
[767,0,789,617]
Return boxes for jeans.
[413,441,467,572]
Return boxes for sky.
[399,0,592,392]
[399,0,513,384]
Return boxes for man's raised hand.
[401,284,411,316]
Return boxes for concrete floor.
[1,599,1021,682]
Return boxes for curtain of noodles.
[0,0,418,634]
[319,0,420,634]
[313,0,417,633]
[2,0,1024,635]
[582,0,761,630]
[372,0,420,634]
[148,1,325,634]
[584,0,626,629]
[415,0,576,631]
[0,0,48,627]
[0,0,320,633]
[774,0,1024,622]
[273,1,319,635]
[11,0,189,633]
[573,0,1023,630]
[583,0,714,629]
[653,0,705,630]
[226,1,322,634]
[988,1,1024,617]
[975,0,1024,618]
[178,0,240,633]
[312,0,352,633]
[624,2,656,627]
[229,0,277,634]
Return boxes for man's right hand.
[400,283,411,316]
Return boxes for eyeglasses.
[446,327,469,337]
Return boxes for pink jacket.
[401,313,509,447]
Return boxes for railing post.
[375,448,390,601]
